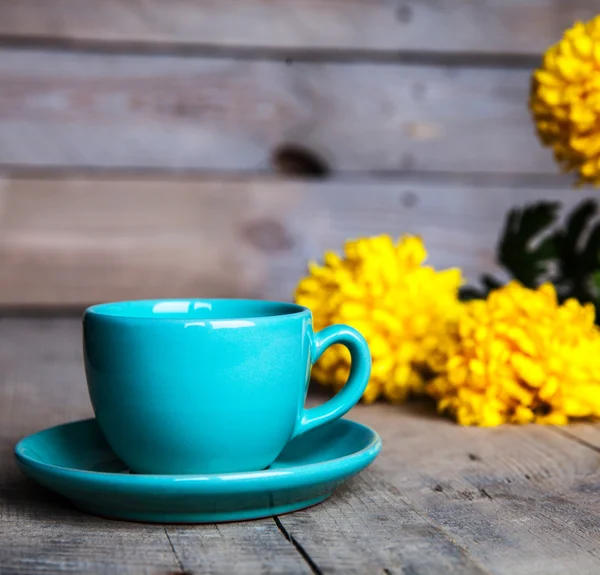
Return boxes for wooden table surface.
[1,318,600,575]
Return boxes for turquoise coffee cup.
[83,299,371,475]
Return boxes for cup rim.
[84,298,310,323]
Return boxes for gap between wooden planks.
[0,47,574,175]
[0,0,595,56]
[2,318,600,574]
[0,175,594,307]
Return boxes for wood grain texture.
[351,402,600,575]
[0,0,595,56]
[0,48,565,174]
[163,525,312,575]
[0,176,593,306]
[276,470,490,575]
[554,423,600,454]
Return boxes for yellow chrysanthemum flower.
[530,15,600,186]
[295,234,463,403]
[428,281,600,426]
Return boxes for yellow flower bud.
[295,234,463,403]
[429,281,600,426]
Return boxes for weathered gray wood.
[0,319,312,575]
[276,470,490,575]
[0,515,179,575]
[0,48,563,174]
[0,176,593,306]
[553,423,600,453]
[163,525,312,575]
[349,402,600,575]
[0,0,595,56]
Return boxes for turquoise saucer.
[14,418,381,523]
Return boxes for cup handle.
[292,324,371,440]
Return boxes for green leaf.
[458,274,503,301]
[565,199,596,254]
[481,274,503,292]
[458,286,486,301]
[582,225,600,271]
[593,269,600,298]
[459,198,600,320]
[497,202,560,288]
[553,199,596,301]
[553,199,600,303]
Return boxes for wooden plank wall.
[0,1,597,307]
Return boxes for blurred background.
[0,0,597,310]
